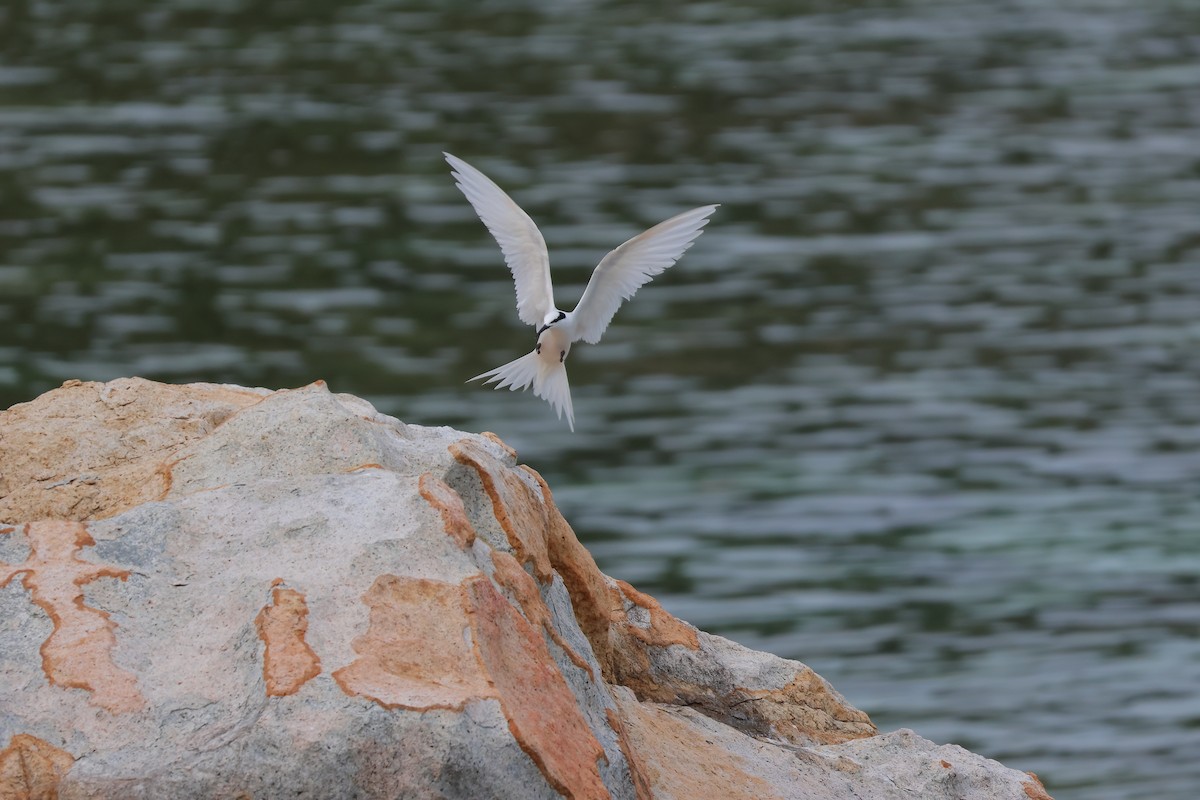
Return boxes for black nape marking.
[559,350,566,362]
[536,343,542,354]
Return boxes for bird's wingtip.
[684,204,720,221]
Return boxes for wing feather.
[571,205,718,344]
[445,153,555,327]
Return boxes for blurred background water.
[2,1,1199,797]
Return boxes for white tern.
[446,152,718,431]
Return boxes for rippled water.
[3,2,1200,797]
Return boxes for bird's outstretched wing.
[571,204,718,344]
[445,153,555,327]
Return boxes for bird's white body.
[446,152,717,431]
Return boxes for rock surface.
[0,378,1052,799]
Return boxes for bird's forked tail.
[469,351,575,431]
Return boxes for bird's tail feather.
[469,351,541,391]
[535,360,575,432]
[469,351,574,431]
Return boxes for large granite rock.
[0,378,1052,799]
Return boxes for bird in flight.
[446,153,718,431]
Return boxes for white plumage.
[446,153,717,431]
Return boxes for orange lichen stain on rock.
[490,550,594,679]
[446,436,875,749]
[940,759,952,769]
[255,586,321,697]
[465,575,610,800]
[0,521,144,714]
[450,440,554,582]
[0,734,75,800]
[605,707,654,800]
[725,670,876,746]
[613,694,783,800]
[614,580,699,650]
[345,463,384,473]
[418,474,476,550]
[152,453,194,501]
[0,377,266,523]
[333,575,496,710]
[1023,772,1055,800]
[521,464,622,653]
[449,438,705,689]
[448,440,618,674]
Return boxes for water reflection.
[3,2,1200,797]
